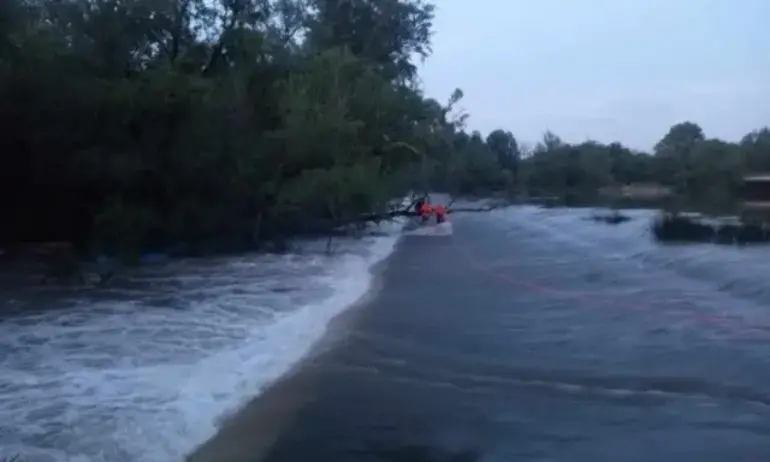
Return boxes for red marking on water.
[449,234,768,341]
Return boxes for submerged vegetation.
[652,213,770,245]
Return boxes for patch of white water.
[403,221,453,236]
[0,223,402,462]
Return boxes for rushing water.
[246,205,770,462]
[502,206,770,317]
[0,224,402,462]
[7,205,770,462]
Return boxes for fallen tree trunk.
[358,196,507,223]
[447,205,501,213]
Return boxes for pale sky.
[418,0,770,151]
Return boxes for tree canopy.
[0,0,509,257]
[1,0,767,258]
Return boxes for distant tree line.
[513,122,770,209]
[1,0,767,259]
[436,120,770,210]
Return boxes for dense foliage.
[1,0,767,258]
[0,0,513,258]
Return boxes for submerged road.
[216,206,770,462]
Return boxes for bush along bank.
[651,213,770,245]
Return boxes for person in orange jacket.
[417,201,432,222]
[433,204,447,223]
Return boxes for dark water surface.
[260,207,770,462]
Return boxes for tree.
[486,129,520,176]
[307,0,434,82]
[741,128,770,172]
[652,121,706,192]
[0,0,516,262]
[654,121,705,155]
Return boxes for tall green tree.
[486,129,520,177]
[0,0,480,258]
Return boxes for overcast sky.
[418,0,770,151]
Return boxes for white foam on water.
[404,221,453,236]
[0,222,402,462]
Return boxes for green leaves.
[1,0,464,256]
[6,0,761,259]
